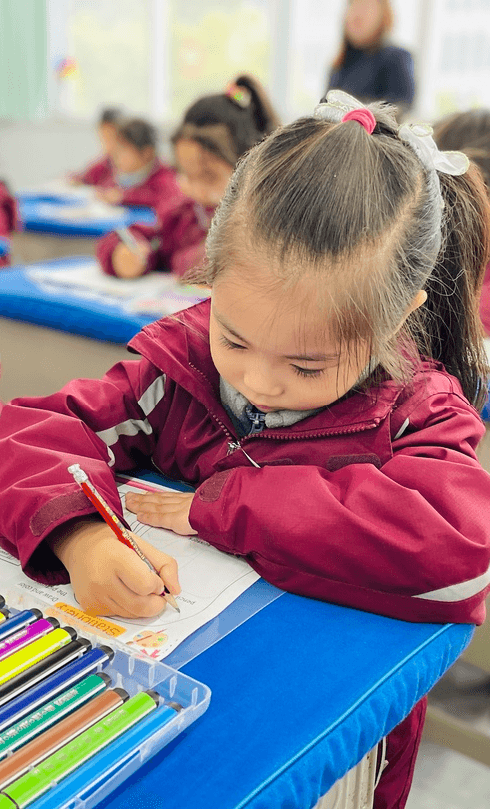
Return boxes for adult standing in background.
[326,0,415,113]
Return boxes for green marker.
[0,673,111,760]
[0,691,164,808]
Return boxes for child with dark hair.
[97,75,280,278]
[71,107,122,187]
[1,92,490,807]
[0,179,18,268]
[433,109,490,336]
[95,117,174,209]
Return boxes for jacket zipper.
[187,360,381,467]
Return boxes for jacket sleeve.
[73,157,111,186]
[97,197,208,277]
[0,358,171,584]
[189,389,490,625]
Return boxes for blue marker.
[0,611,43,642]
[0,646,114,732]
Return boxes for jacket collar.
[128,300,407,438]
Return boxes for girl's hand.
[112,241,150,278]
[96,187,123,205]
[49,519,180,618]
[125,491,197,536]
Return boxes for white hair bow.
[314,91,470,177]
[313,90,366,123]
[398,123,470,176]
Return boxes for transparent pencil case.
[2,606,211,809]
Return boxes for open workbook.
[0,476,260,662]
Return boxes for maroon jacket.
[480,261,490,335]
[74,157,176,210]
[97,198,212,278]
[0,299,487,806]
[0,299,489,625]
[73,155,113,186]
[0,181,18,268]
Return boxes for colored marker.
[0,613,8,627]
[0,618,60,662]
[0,645,113,732]
[0,687,129,788]
[0,691,161,807]
[0,627,76,687]
[0,673,111,759]
[0,611,43,642]
[0,638,91,708]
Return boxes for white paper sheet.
[26,259,209,314]
[0,478,259,661]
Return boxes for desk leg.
[314,746,378,809]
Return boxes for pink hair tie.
[342,108,376,135]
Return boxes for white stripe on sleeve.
[413,564,490,602]
[96,374,166,467]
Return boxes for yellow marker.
[0,611,8,626]
[0,628,76,686]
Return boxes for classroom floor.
[407,662,490,808]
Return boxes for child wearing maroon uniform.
[97,75,280,279]
[0,180,18,268]
[71,107,121,186]
[434,108,490,336]
[1,94,490,807]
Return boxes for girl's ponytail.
[234,74,281,136]
[423,164,490,409]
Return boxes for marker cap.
[145,690,162,707]
[113,687,129,702]
[97,645,115,661]
[61,626,78,641]
[98,672,112,687]
[0,597,4,610]
[47,617,60,629]
[167,701,183,713]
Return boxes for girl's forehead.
[212,271,335,354]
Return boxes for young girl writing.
[97,75,279,278]
[92,117,175,210]
[71,107,122,187]
[1,92,490,807]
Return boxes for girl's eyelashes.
[292,366,325,378]
[219,334,247,350]
[219,334,326,378]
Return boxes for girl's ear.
[393,290,427,336]
[408,289,427,314]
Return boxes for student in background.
[1,93,490,807]
[433,109,490,336]
[97,75,280,279]
[95,118,175,209]
[0,179,18,268]
[71,107,122,186]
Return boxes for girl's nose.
[243,365,283,400]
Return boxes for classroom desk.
[0,258,151,399]
[12,199,156,264]
[97,593,472,809]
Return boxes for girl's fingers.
[124,534,181,596]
